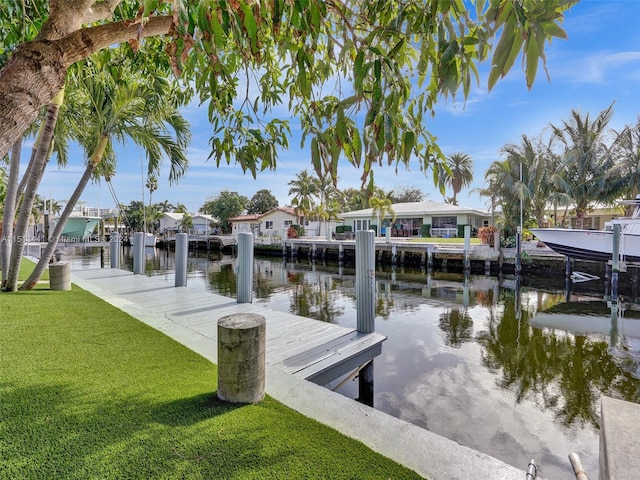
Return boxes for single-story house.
[229,207,298,236]
[158,212,184,235]
[192,214,218,235]
[543,203,628,230]
[338,201,491,238]
[159,212,219,236]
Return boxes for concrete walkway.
[71,266,532,480]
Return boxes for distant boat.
[51,215,101,241]
[131,232,157,247]
[530,196,640,263]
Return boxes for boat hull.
[53,216,101,241]
[530,228,640,263]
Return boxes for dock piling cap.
[218,313,265,330]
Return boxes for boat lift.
[570,271,600,283]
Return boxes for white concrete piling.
[133,232,145,274]
[356,230,375,333]
[237,232,253,303]
[175,233,188,287]
[611,224,620,302]
[464,225,471,271]
[109,232,120,269]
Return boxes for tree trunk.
[4,90,64,291]
[0,15,173,160]
[575,205,586,230]
[21,135,109,291]
[1,140,22,288]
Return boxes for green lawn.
[1,260,422,479]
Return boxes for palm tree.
[146,174,159,207]
[501,133,565,228]
[369,194,396,236]
[442,152,473,205]
[336,188,368,212]
[19,53,190,291]
[1,143,20,284]
[550,105,616,229]
[483,159,520,235]
[287,170,318,222]
[607,116,640,202]
[157,199,175,213]
[3,89,66,290]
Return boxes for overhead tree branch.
[0,14,173,159]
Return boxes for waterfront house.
[159,212,184,236]
[543,203,628,229]
[338,201,491,237]
[192,214,218,235]
[229,207,298,237]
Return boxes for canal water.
[63,245,640,480]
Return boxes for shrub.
[478,225,497,245]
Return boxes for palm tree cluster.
[287,170,342,224]
[2,44,190,291]
[483,104,640,237]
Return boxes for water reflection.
[61,245,640,480]
[439,307,474,348]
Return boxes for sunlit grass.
[18,257,49,282]
[1,274,422,479]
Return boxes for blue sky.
[35,0,640,214]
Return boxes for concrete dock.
[71,265,532,480]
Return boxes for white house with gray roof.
[338,201,491,238]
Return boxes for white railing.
[431,227,458,238]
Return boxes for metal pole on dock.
[356,230,375,333]
[175,233,188,287]
[604,263,611,301]
[463,273,469,307]
[237,232,254,303]
[133,232,145,274]
[611,224,620,303]
[282,227,287,257]
[565,256,573,302]
[515,226,522,276]
[109,232,120,268]
[609,302,619,348]
[464,225,471,271]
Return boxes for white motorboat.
[51,214,101,241]
[130,232,157,247]
[530,196,640,263]
[530,300,640,338]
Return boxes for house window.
[431,216,458,237]
[284,220,293,226]
[432,216,457,228]
[265,221,273,229]
[354,219,370,231]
